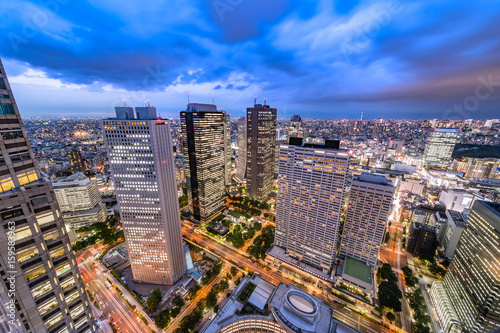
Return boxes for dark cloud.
[0,0,499,119]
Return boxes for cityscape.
[1,2,500,333]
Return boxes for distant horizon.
[2,1,499,120]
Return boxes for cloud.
[1,0,499,119]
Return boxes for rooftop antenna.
[123,99,126,107]
[254,96,257,106]
[144,100,147,106]
[212,96,215,105]
[187,93,190,104]
[147,100,150,107]
[264,97,267,106]
[361,112,363,121]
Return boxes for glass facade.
[180,104,226,222]
[442,200,500,332]
[423,128,460,168]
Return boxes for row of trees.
[402,266,419,288]
[146,288,162,312]
[228,195,270,210]
[225,223,261,248]
[246,225,274,260]
[72,223,123,252]
[377,263,403,312]
[408,289,431,333]
[154,295,185,329]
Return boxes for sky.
[0,0,499,120]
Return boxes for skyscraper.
[67,149,86,173]
[423,128,460,168]
[102,106,186,285]
[180,103,226,222]
[339,173,395,267]
[245,101,277,201]
[289,114,303,138]
[224,113,231,186]
[434,200,500,332]
[0,59,96,333]
[273,138,349,274]
[235,117,247,183]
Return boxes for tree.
[146,288,162,312]
[379,264,398,283]
[230,266,238,277]
[155,309,171,329]
[378,281,402,312]
[384,232,390,243]
[172,295,185,308]
[402,266,418,288]
[386,312,396,323]
[171,306,181,318]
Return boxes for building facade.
[224,113,231,186]
[102,106,186,285]
[0,59,96,333]
[66,149,86,173]
[441,200,500,332]
[289,114,303,138]
[340,173,395,267]
[246,101,277,201]
[423,128,460,168]
[180,103,226,222]
[235,117,247,183]
[274,139,349,273]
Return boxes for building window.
[0,103,15,115]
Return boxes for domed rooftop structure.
[291,114,302,122]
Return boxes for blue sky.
[1,0,499,119]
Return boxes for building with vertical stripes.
[180,103,226,222]
[435,200,500,333]
[0,59,96,333]
[246,101,277,201]
[102,106,186,285]
[224,113,231,186]
[235,117,247,183]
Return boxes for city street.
[77,251,151,333]
[182,224,396,333]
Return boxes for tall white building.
[273,139,349,274]
[235,117,247,183]
[224,113,231,186]
[423,128,460,168]
[340,172,395,267]
[102,106,186,285]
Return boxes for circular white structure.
[288,293,316,314]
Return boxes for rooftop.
[343,256,372,284]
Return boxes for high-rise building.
[245,101,277,201]
[67,149,86,173]
[0,59,96,333]
[339,173,395,267]
[289,114,303,138]
[435,200,500,332]
[235,117,247,183]
[180,103,226,222]
[224,113,231,186]
[52,172,107,229]
[423,128,460,168]
[102,106,186,285]
[272,138,349,274]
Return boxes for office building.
[429,281,463,333]
[202,274,359,333]
[289,114,303,138]
[437,201,500,332]
[52,172,107,229]
[439,210,465,259]
[235,117,247,183]
[340,173,394,267]
[102,106,186,285]
[180,103,226,222]
[67,149,86,173]
[406,222,437,259]
[224,113,231,186]
[423,128,460,168]
[245,101,277,201]
[338,173,394,295]
[439,189,474,213]
[274,139,286,174]
[271,138,349,276]
[451,157,500,179]
[0,59,96,333]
